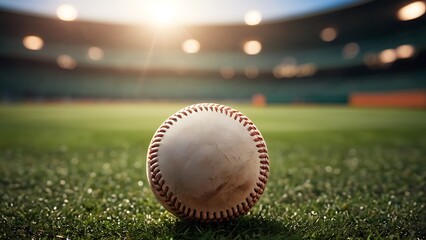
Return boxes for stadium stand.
[0,0,425,104]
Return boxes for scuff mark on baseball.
[146,103,269,222]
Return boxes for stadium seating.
[0,0,425,104]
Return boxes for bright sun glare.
[147,0,178,27]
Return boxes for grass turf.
[0,103,425,239]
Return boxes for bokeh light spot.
[88,46,104,61]
[397,1,426,21]
[396,44,415,59]
[182,39,200,54]
[297,64,317,77]
[379,49,397,64]
[23,35,44,51]
[243,40,262,55]
[363,53,379,68]
[220,67,235,79]
[273,64,297,78]
[343,42,360,59]
[57,55,77,70]
[320,27,337,42]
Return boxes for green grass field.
[0,103,425,239]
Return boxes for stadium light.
[243,40,262,55]
[396,44,415,59]
[88,47,104,61]
[57,55,77,69]
[397,1,426,21]
[22,35,44,51]
[182,39,200,54]
[273,64,297,78]
[56,4,78,21]
[342,42,360,59]
[363,53,379,68]
[379,49,397,64]
[297,64,317,77]
[244,10,262,26]
[320,27,338,42]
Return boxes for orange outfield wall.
[349,90,426,108]
[251,93,267,107]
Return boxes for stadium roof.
[0,0,425,50]
[0,0,365,25]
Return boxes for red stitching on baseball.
[250,131,260,136]
[253,137,263,142]
[147,103,269,222]
[258,148,267,153]
[150,143,160,148]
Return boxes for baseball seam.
[147,103,269,222]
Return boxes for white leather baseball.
[146,103,269,222]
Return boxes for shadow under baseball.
[171,215,300,240]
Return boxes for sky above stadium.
[0,0,364,25]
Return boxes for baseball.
[146,103,269,222]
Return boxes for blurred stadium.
[0,0,425,106]
[1,0,426,239]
